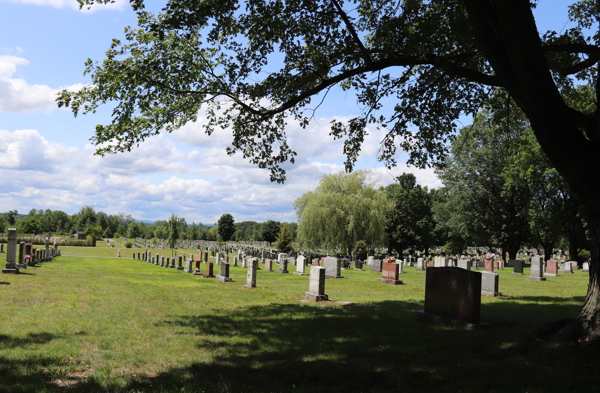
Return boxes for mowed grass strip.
[0,257,597,393]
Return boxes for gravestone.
[304,266,328,301]
[264,259,273,272]
[398,260,405,274]
[371,259,382,272]
[194,254,203,275]
[279,259,289,273]
[354,259,364,270]
[324,256,343,279]
[583,262,589,272]
[545,260,560,277]
[484,259,494,272]
[367,256,374,267]
[204,262,215,278]
[18,242,25,266]
[244,258,257,289]
[185,257,194,273]
[416,258,425,270]
[132,253,136,260]
[481,272,501,296]
[2,228,19,274]
[512,259,524,275]
[295,255,308,275]
[416,267,485,328]
[177,256,184,270]
[287,257,296,267]
[216,262,233,282]
[379,261,403,285]
[457,259,471,271]
[147,251,152,263]
[563,262,573,274]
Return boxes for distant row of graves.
[2,228,61,273]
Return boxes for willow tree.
[294,170,389,254]
[63,0,600,340]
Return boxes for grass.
[0,253,597,393]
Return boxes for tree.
[275,223,294,253]
[217,214,236,242]
[295,170,389,254]
[385,173,435,256]
[126,221,142,238]
[168,213,179,249]
[64,1,600,340]
[434,106,532,261]
[262,220,281,244]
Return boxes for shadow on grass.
[3,299,600,393]
[504,295,587,303]
[0,282,9,285]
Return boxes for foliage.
[124,242,133,248]
[261,220,281,244]
[217,214,236,242]
[434,100,531,259]
[385,173,436,255]
[275,223,294,253]
[127,221,143,238]
[295,170,389,253]
[168,213,179,249]
[353,240,368,260]
[444,239,467,256]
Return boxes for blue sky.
[0,0,577,223]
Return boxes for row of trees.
[295,98,589,262]
[0,207,298,245]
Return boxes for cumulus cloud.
[0,55,84,114]
[0,121,441,223]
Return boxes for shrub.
[124,242,133,248]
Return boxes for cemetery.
[0,228,597,392]
[2,0,599,392]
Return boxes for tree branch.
[330,0,373,64]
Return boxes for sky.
[0,0,577,224]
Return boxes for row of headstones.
[2,228,61,274]
[129,248,331,298]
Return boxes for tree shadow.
[72,299,600,392]
[0,282,9,285]
[0,332,62,393]
[1,299,598,392]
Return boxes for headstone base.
[544,273,559,277]
[2,268,19,274]
[28,261,36,267]
[193,270,202,275]
[278,271,289,274]
[353,268,365,271]
[184,268,193,273]
[481,291,502,297]
[216,275,233,282]
[325,275,344,279]
[512,272,524,275]
[416,310,489,330]
[203,273,215,279]
[527,276,547,281]
[294,272,309,275]
[169,265,176,269]
[378,278,403,285]
[304,292,329,302]
[243,284,256,289]
[176,266,184,270]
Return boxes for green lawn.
[0,255,597,393]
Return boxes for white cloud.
[1,0,126,12]
[0,55,84,114]
[0,120,441,223]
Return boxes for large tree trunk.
[463,0,600,341]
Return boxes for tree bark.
[463,0,600,341]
